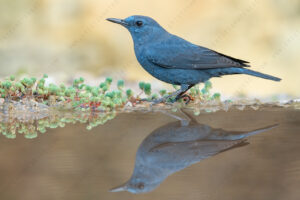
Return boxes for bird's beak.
[106,18,128,26]
[109,182,128,192]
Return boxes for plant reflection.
[0,111,116,139]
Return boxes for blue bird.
[107,15,281,103]
[110,109,277,193]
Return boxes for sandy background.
[0,0,299,98]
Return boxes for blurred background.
[0,0,299,98]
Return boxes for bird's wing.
[146,36,250,70]
[149,139,247,160]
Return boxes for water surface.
[0,107,299,200]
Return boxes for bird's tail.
[219,124,279,140]
[237,124,279,138]
[239,68,281,81]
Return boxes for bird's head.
[106,15,167,43]
[109,178,161,194]
[109,164,165,194]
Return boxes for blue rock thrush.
[110,109,277,193]
[107,15,281,103]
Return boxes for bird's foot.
[150,94,192,106]
[151,97,166,105]
[139,98,151,102]
[180,94,193,105]
[150,96,176,106]
[150,87,189,106]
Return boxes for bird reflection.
[110,110,277,194]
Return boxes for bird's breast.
[134,46,155,73]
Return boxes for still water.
[0,107,299,200]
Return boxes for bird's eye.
[137,183,144,189]
[135,21,143,27]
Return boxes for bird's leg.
[152,84,192,105]
[158,109,190,126]
[173,84,194,103]
[151,90,182,105]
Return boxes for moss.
[126,89,133,98]
[139,81,145,90]
[144,83,151,96]
[0,75,221,113]
[117,80,124,90]
[105,77,113,84]
[159,89,167,97]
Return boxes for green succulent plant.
[0,75,221,115]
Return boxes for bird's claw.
[139,98,151,102]
[151,98,165,105]
[180,94,192,104]
[150,97,175,106]
[150,94,191,106]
